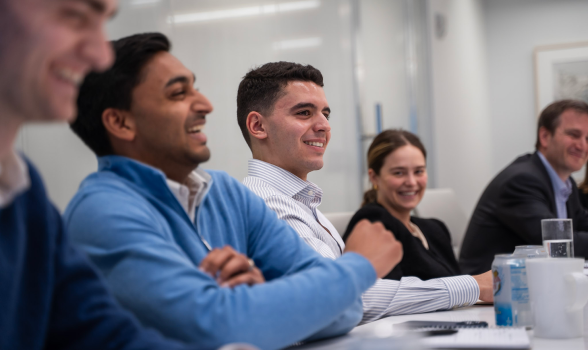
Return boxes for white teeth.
[56,69,83,86]
[188,125,205,133]
[304,141,324,147]
[400,191,416,196]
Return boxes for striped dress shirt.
[243,159,479,324]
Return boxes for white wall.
[357,0,409,135]
[483,0,588,173]
[427,0,494,216]
[17,0,364,213]
[426,0,588,215]
[354,0,416,203]
[22,0,586,217]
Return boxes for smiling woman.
[343,129,462,281]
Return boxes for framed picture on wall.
[535,42,588,114]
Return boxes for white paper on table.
[421,328,530,349]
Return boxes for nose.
[313,113,331,133]
[80,29,114,72]
[404,173,417,187]
[192,89,214,115]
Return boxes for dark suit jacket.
[343,202,461,280]
[578,189,588,210]
[459,152,588,275]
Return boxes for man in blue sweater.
[0,0,206,349]
[64,32,402,349]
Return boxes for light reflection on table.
[290,305,588,350]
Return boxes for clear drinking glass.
[541,218,574,258]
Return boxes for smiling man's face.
[263,81,331,180]
[0,0,116,123]
[128,51,213,180]
[540,108,588,180]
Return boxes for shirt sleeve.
[359,275,479,324]
[65,187,376,350]
[259,193,480,325]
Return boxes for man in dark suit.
[460,100,588,275]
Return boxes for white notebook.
[422,328,530,349]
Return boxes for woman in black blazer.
[343,129,461,280]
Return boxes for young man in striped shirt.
[238,61,493,324]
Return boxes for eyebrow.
[289,102,331,114]
[165,73,196,88]
[69,0,118,18]
[390,165,426,170]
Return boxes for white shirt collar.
[246,159,344,255]
[0,151,30,208]
[247,159,323,206]
[166,167,210,222]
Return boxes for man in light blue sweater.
[64,32,402,350]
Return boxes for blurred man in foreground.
[0,0,200,349]
[64,32,402,350]
[461,99,588,274]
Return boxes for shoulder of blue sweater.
[71,171,150,207]
[202,168,230,179]
[203,169,241,187]
[200,170,261,204]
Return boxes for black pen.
[421,329,458,337]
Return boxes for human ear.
[538,126,552,150]
[246,111,268,141]
[102,108,136,142]
[368,168,379,188]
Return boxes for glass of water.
[541,219,574,258]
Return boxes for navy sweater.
[0,160,191,350]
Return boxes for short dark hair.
[535,99,588,150]
[71,32,171,156]
[236,61,324,148]
[362,129,427,207]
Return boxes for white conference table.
[291,304,588,350]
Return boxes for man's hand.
[344,219,403,278]
[199,246,265,288]
[472,270,493,302]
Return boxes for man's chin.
[308,160,324,172]
[19,97,75,122]
[44,92,79,122]
[563,164,584,177]
[191,148,211,165]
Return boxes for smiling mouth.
[187,124,205,133]
[398,191,418,196]
[570,152,586,159]
[56,68,84,86]
[303,141,324,148]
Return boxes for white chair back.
[323,212,355,237]
[413,188,467,258]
